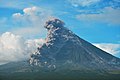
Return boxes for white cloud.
[12,13,22,18]
[93,43,120,55]
[23,6,38,15]
[76,7,120,25]
[12,6,52,37]
[0,32,45,65]
[68,0,100,7]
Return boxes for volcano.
[0,18,120,80]
[30,18,120,70]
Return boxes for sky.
[0,0,120,64]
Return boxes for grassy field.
[0,69,120,80]
[0,61,120,80]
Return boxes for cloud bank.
[0,32,45,65]
[93,43,120,55]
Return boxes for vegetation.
[0,69,120,80]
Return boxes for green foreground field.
[0,70,120,80]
